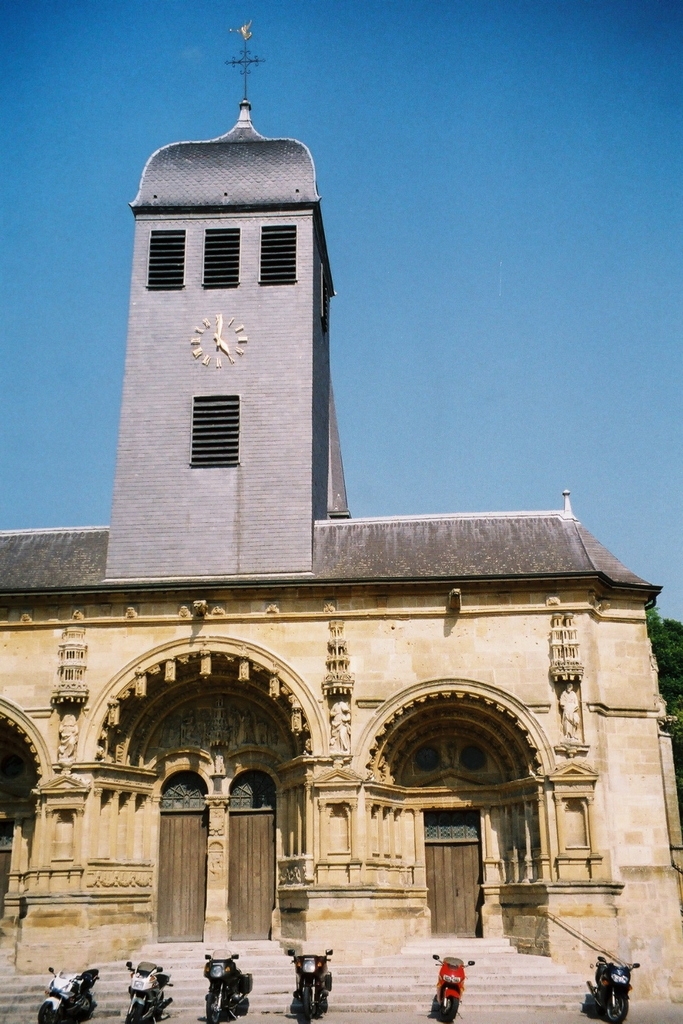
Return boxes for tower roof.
[131,100,319,210]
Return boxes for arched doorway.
[365,689,545,937]
[0,722,41,923]
[228,770,276,939]
[158,771,208,941]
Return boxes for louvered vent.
[260,225,297,284]
[203,228,240,288]
[191,395,240,467]
[321,272,330,333]
[147,230,186,289]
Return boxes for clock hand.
[214,332,235,364]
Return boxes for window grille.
[424,810,480,842]
[147,230,185,289]
[229,770,276,810]
[191,395,240,467]
[160,771,207,811]
[260,225,297,284]
[0,820,13,848]
[203,228,240,288]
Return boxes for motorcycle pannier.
[239,973,253,995]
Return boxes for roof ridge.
[0,526,109,537]
[316,510,571,527]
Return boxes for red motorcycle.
[432,955,475,1022]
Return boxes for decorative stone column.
[204,789,230,944]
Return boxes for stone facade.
[1,98,682,1002]
[0,583,682,997]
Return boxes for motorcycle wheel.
[440,996,460,1023]
[38,1002,60,1024]
[605,993,628,1024]
[301,986,313,1022]
[124,1001,144,1024]
[206,990,222,1024]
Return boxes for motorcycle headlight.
[610,970,629,983]
[302,958,316,973]
[443,974,461,984]
[209,965,223,978]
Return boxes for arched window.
[160,771,207,811]
[229,770,276,810]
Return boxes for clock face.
[190,313,248,369]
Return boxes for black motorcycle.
[287,949,333,1021]
[204,950,253,1023]
[124,960,173,1023]
[589,955,639,1023]
[38,967,99,1023]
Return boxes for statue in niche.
[58,713,79,762]
[256,717,270,746]
[159,714,181,750]
[559,682,581,741]
[181,710,203,747]
[329,700,351,754]
[442,740,457,769]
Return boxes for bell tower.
[106,95,346,582]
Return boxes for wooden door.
[229,810,275,939]
[426,842,481,936]
[157,811,208,941]
[0,850,10,919]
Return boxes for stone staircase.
[0,937,588,1022]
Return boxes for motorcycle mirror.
[232,954,239,960]
[157,966,163,972]
[205,954,211,960]
[432,954,440,960]
[126,961,133,970]
[286,949,296,957]
[48,967,55,974]
[632,963,640,969]
[325,949,333,956]
[468,961,476,966]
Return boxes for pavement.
[138,1005,683,1024]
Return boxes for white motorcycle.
[38,967,99,1023]
[124,961,173,1023]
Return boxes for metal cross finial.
[227,21,265,102]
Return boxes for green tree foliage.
[647,607,683,813]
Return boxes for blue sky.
[1,0,681,617]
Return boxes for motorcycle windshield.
[52,975,76,994]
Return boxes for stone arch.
[353,678,555,783]
[83,635,326,763]
[0,696,52,782]
[126,679,296,774]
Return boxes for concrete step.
[0,938,589,1023]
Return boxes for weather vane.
[227,21,264,102]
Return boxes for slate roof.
[132,100,318,210]
[0,513,653,594]
[312,513,650,586]
[0,528,109,591]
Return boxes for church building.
[1,94,682,999]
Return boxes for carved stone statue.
[329,700,351,754]
[559,682,580,741]
[58,713,79,762]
